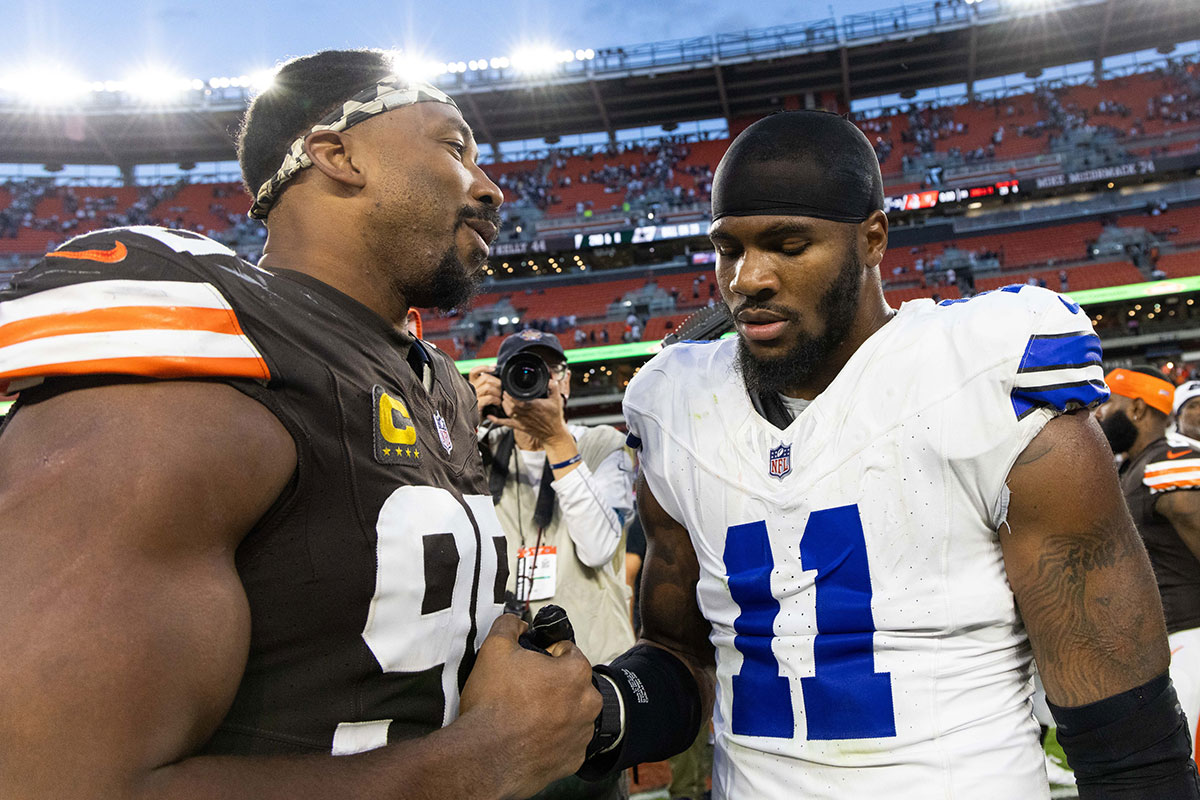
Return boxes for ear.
[859,209,889,269]
[304,130,367,190]
[1131,397,1147,422]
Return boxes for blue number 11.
[723,504,896,740]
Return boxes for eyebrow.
[439,118,475,144]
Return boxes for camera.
[481,351,552,418]
[501,351,553,401]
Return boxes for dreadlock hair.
[237,49,393,211]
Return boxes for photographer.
[469,330,635,800]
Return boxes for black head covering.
[711,110,884,223]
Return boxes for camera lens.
[511,365,539,392]
[501,352,551,401]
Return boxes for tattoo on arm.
[1010,524,1159,704]
[1003,410,1169,707]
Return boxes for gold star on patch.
[414,449,420,458]
[383,447,392,455]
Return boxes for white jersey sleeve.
[935,285,1108,529]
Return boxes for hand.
[495,374,572,447]
[468,364,503,425]
[460,613,602,799]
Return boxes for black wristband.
[1049,673,1200,799]
[577,643,703,782]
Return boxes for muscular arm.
[635,474,716,716]
[1000,409,1170,707]
[1155,489,1200,563]
[0,381,598,800]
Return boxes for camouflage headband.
[249,76,458,220]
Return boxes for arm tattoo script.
[1014,522,1162,706]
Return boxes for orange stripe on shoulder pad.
[45,240,128,264]
[1145,462,1200,477]
[0,307,243,350]
[1151,478,1200,492]
[0,354,270,384]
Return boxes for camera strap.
[486,427,558,531]
[532,457,557,530]
[485,428,515,503]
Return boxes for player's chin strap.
[1049,672,1200,798]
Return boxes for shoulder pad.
[0,227,269,392]
[1144,440,1200,494]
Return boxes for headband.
[1105,368,1175,416]
[711,111,883,224]
[249,76,458,220]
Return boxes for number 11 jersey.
[623,286,1108,799]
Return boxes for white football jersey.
[624,286,1108,799]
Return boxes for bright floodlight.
[248,69,278,93]
[126,69,193,102]
[511,46,562,74]
[386,50,446,83]
[1,66,89,106]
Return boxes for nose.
[470,163,504,210]
[727,249,780,302]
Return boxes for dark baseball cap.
[497,329,566,366]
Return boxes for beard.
[399,245,481,312]
[390,204,500,313]
[1099,407,1140,455]
[735,249,863,398]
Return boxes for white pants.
[1169,627,1200,760]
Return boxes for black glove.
[516,603,576,653]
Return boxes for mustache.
[457,205,503,230]
[730,299,798,321]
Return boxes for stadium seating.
[3,58,1199,369]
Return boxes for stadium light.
[248,69,277,93]
[385,50,445,83]
[1,66,89,106]
[125,69,194,102]
[511,46,563,74]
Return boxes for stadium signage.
[491,239,549,257]
[884,179,1019,213]
[573,221,707,250]
[1034,160,1156,190]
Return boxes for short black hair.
[1129,364,1171,419]
[237,49,393,205]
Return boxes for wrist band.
[550,454,582,470]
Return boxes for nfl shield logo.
[769,443,791,480]
[433,411,453,454]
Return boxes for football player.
[0,50,600,798]
[574,111,1199,799]
[1097,367,1200,769]
[1173,379,1200,447]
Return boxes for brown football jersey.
[0,226,508,755]
[1120,436,1200,634]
